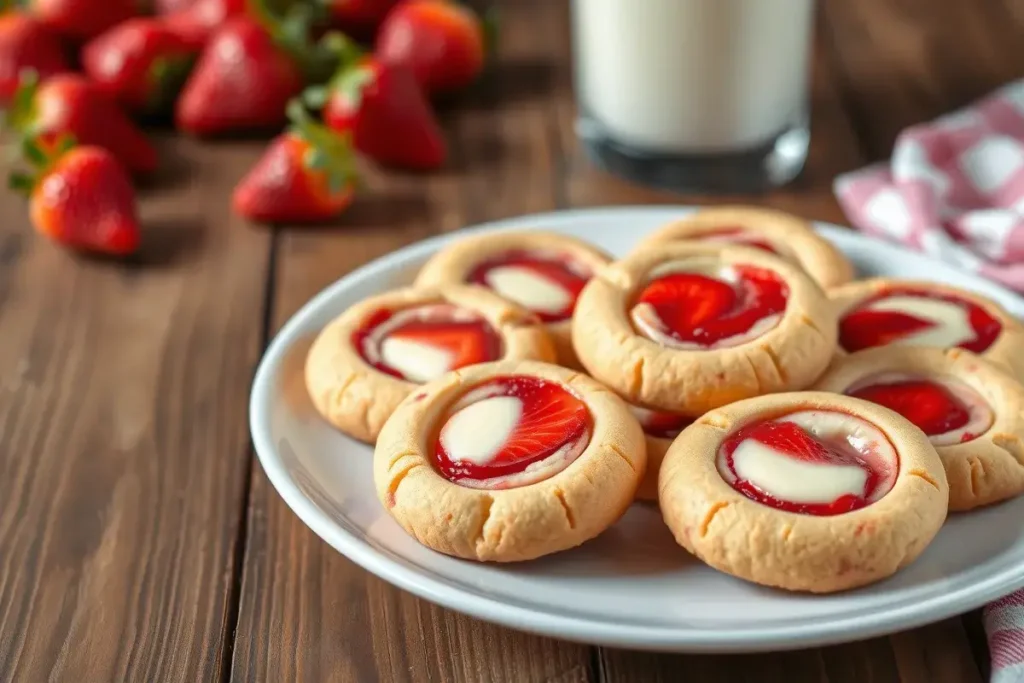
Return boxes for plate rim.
[250,206,1024,652]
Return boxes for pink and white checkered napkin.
[835,81,1024,682]
[834,79,1024,292]
[987,592,1024,683]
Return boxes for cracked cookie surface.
[373,360,645,562]
[659,392,948,593]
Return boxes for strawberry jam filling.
[631,261,789,349]
[717,410,898,516]
[353,304,502,383]
[435,375,592,489]
[839,287,1002,354]
[465,249,593,323]
[628,404,693,440]
[845,372,993,446]
[694,227,778,254]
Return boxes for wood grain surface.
[0,137,268,681]
[1,0,1022,681]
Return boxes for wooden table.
[2,0,1022,680]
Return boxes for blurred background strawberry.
[0,9,68,103]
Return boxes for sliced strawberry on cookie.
[637,273,736,333]
[718,411,897,516]
[848,380,970,437]
[436,375,591,488]
[353,303,503,383]
[839,308,934,351]
[839,289,1003,354]
[632,266,788,348]
[387,322,500,372]
[466,250,592,323]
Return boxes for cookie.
[572,242,838,415]
[659,392,948,593]
[634,206,855,289]
[305,285,555,443]
[626,403,693,502]
[373,360,646,562]
[814,346,1024,511]
[414,231,612,368]
[829,278,1024,380]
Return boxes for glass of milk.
[572,0,815,192]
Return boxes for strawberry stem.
[147,54,197,114]
[8,171,33,194]
[6,132,74,195]
[248,0,352,85]
[21,137,46,166]
[286,98,359,195]
[481,6,499,62]
[0,69,39,135]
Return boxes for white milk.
[572,0,815,154]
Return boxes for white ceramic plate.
[250,207,1024,653]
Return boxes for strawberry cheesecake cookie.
[414,231,612,367]
[373,361,646,562]
[573,242,837,416]
[627,403,693,502]
[830,278,1024,380]
[634,206,854,289]
[815,347,1024,511]
[659,392,948,593]
[305,285,555,443]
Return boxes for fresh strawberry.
[82,18,196,114]
[154,0,196,14]
[24,0,139,40]
[10,136,140,255]
[435,375,590,482]
[375,0,488,95]
[848,380,970,436]
[0,12,67,103]
[314,54,445,170]
[3,73,158,174]
[176,2,342,135]
[161,0,246,50]
[325,0,397,39]
[232,99,356,223]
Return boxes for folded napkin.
[834,79,1024,292]
[835,81,1024,682]
[987,592,1024,683]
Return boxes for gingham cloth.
[834,79,1024,292]
[988,592,1024,683]
[834,80,1024,683]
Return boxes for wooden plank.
[228,1,595,681]
[822,0,1024,160]
[0,135,269,681]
